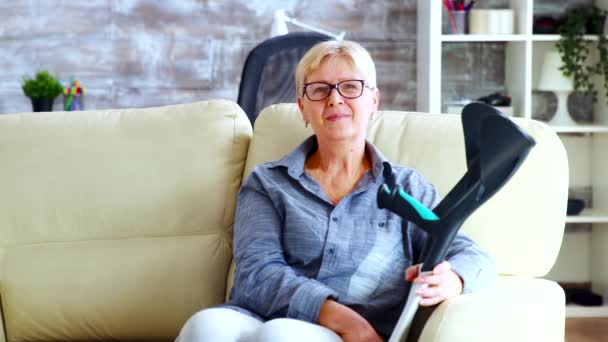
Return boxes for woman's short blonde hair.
[295,40,377,99]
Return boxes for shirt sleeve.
[443,230,497,294]
[229,171,339,323]
[406,170,497,294]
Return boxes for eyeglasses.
[302,79,372,101]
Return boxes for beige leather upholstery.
[0,100,566,341]
[420,277,564,341]
[0,100,252,341]
[231,103,568,341]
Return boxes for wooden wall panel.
[367,41,418,111]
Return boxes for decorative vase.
[30,98,55,112]
[548,90,577,126]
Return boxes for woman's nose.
[327,87,344,105]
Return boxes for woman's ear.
[372,88,380,111]
[297,97,304,112]
[297,97,308,123]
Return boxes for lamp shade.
[537,50,574,92]
[269,9,346,40]
[270,9,289,37]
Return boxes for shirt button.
[332,217,339,222]
[378,222,385,228]
[328,248,335,254]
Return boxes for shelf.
[441,34,527,42]
[441,34,606,42]
[532,34,604,42]
[550,124,608,134]
[421,2,608,330]
[566,209,608,224]
[566,304,608,318]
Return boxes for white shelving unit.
[565,209,608,224]
[417,0,608,319]
[554,125,608,134]
[566,305,608,318]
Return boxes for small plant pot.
[30,98,55,112]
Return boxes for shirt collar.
[270,135,390,180]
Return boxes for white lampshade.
[537,50,573,92]
[269,9,346,40]
[270,9,289,37]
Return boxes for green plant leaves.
[21,70,63,100]
[556,5,608,104]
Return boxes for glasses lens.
[306,83,331,100]
[338,80,363,98]
[304,80,365,101]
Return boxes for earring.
[370,112,375,121]
[305,121,309,128]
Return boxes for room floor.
[566,318,608,342]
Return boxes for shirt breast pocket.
[345,218,410,303]
[374,218,411,279]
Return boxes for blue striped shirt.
[226,135,495,338]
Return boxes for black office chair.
[237,32,331,124]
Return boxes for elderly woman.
[177,40,495,342]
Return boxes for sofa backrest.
[0,100,252,341]
[237,103,567,280]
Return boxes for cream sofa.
[0,100,567,341]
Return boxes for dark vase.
[30,98,55,112]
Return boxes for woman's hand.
[318,299,382,342]
[404,261,463,306]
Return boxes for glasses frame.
[302,79,372,101]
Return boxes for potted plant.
[556,5,608,104]
[21,70,64,112]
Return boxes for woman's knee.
[176,308,261,342]
[253,318,342,342]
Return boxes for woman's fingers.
[432,260,452,274]
[415,285,438,298]
[415,274,441,285]
[414,261,451,285]
[419,296,443,306]
[410,261,462,307]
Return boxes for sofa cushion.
[238,103,567,279]
[0,100,251,341]
[419,276,565,341]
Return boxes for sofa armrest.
[419,276,564,342]
[0,294,6,342]
[1,248,6,342]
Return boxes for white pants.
[176,308,343,342]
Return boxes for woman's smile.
[326,113,350,121]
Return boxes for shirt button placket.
[327,216,339,260]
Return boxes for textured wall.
[2,0,590,115]
[0,0,418,114]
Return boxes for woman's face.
[297,57,379,144]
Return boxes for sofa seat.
[0,100,252,341]
[0,100,567,341]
